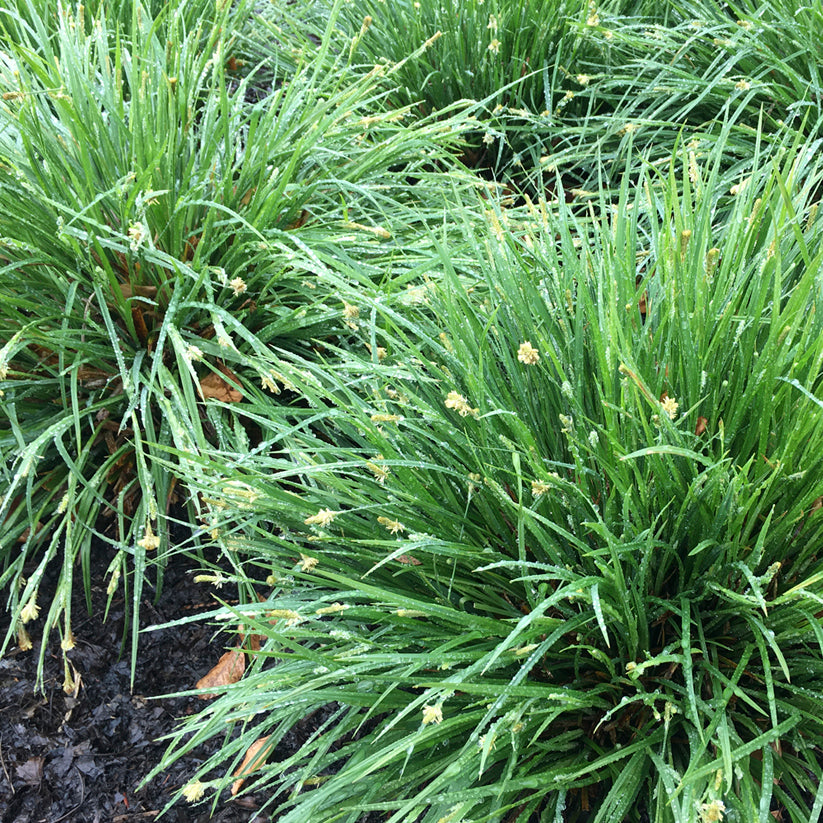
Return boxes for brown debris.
[195,648,245,698]
[231,735,272,796]
[395,554,422,566]
[199,365,243,402]
[118,283,158,300]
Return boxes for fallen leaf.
[226,55,245,72]
[132,305,149,346]
[196,648,245,698]
[30,344,59,366]
[63,658,82,696]
[16,523,42,543]
[76,366,112,388]
[695,416,708,436]
[396,554,422,566]
[638,290,648,320]
[231,735,272,796]
[287,209,309,230]
[183,233,201,262]
[199,365,243,403]
[119,283,158,299]
[16,756,45,785]
[237,625,263,653]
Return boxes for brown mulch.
[0,544,267,823]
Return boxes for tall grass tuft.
[148,128,823,820]
[323,0,823,191]
[2,0,823,819]
[0,0,474,682]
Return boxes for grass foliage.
[149,139,823,821]
[2,0,823,820]
[0,0,471,676]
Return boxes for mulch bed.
[0,545,266,823]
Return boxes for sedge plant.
[324,0,823,199]
[0,0,476,683]
[147,124,823,821]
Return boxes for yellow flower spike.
[261,372,280,394]
[661,395,679,420]
[182,781,207,803]
[377,516,405,535]
[127,221,148,249]
[444,391,478,418]
[304,508,337,528]
[422,704,443,725]
[229,276,247,296]
[699,799,726,823]
[18,626,32,651]
[366,457,389,485]
[342,301,360,330]
[107,562,122,596]
[20,595,40,624]
[371,412,403,423]
[517,341,540,365]
[586,0,600,26]
[299,553,319,572]
[531,480,551,497]
[269,609,303,626]
[315,603,348,615]
[705,247,720,277]
[137,522,161,551]
[185,344,204,362]
[679,230,692,262]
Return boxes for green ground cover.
[2,0,823,820]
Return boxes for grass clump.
[2,0,823,820]
[149,130,823,821]
[320,0,823,196]
[0,0,474,680]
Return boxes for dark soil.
[0,545,267,823]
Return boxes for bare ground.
[0,543,266,823]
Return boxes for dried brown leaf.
[231,735,272,796]
[396,554,422,566]
[199,366,243,403]
[77,366,112,388]
[132,305,149,346]
[196,648,245,698]
[31,344,59,366]
[695,416,708,437]
[183,234,201,262]
[119,283,158,299]
[287,209,309,230]
[237,625,263,653]
[638,290,648,318]
[16,756,45,785]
